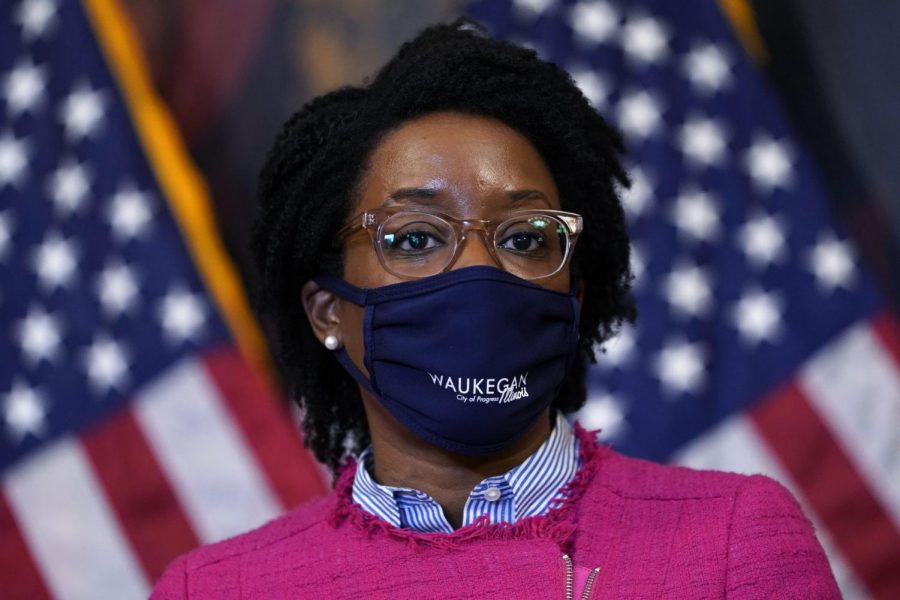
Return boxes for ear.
[301,280,341,345]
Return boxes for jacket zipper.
[581,566,600,599]
[563,553,574,600]
[562,554,601,600]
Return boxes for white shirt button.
[484,487,502,502]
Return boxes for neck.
[362,396,554,529]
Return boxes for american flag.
[0,1,327,598]
[467,0,900,598]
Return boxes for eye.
[383,229,444,252]
[498,230,546,252]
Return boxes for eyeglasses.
[337,207,583,280]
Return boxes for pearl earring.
[324,335,340,350]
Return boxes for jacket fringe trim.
[327,421,607,551]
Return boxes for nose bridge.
[454,222,500,270]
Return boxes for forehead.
[357,112,560,212]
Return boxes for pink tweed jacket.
[151,424,839,599]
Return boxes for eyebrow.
[385,188,550,203]
[387,187,439,201]
[507,189,550,202]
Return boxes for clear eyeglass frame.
[337,206,584,281]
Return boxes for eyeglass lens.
[377,212,570,279]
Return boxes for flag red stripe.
[201,346,329,509]
[0,493,52,599]
[81,406,200,581]
[751,381,900,599]
[872,312,900,368]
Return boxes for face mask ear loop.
[333,347,378,397]
[312,275,376,394]
[313,274,368,305]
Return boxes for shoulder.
[591,446,814,531]
[597,449,819,545]
[593,444,760,500]
[582,446,839,597]
[187,492,335,563]
[150,492,336,598]
[572,421,757,504]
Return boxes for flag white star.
[82,335,130,394]
[0,210,12,261]
[630,243,646,288]
[14,305,64,365]
[568,1,619,45]
[579,390,628,440]
[2,58,47,115]
[569,66,608,109]
[14,0,58,40]
[595,323,635,368]
[47,159,91,216]
[678,115,727,168]
[59,82,107,141]
[738,212,787,268]
[513,0,556,17]
[731,288,783,345]
[653,339,706,396]
[671,188,720,242]
[158,287,207,344]
[0,131,30,188]
[3,380,48,442]
[744,134,793,192]
[662,261,713,318]
[621,15,669,64]
[31,231,79,290]
[806,233,855,292]
[682,42,732,94]
[619,165,653,218]
[96,260,140,317]
[107,183,153,240]
[616,90,663,140]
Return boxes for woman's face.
[342,111,567,289]
[333,111,570,378]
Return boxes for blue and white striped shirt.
[351,411,582,533]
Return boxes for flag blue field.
[466,1,900,598]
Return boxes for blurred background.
[1,0,898,598]
[121,0,900,310]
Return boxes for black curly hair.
[251,17,636,475]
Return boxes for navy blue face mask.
[314,266,581,455]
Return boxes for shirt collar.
[351,411,579,529]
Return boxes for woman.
[153,19,838,599]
